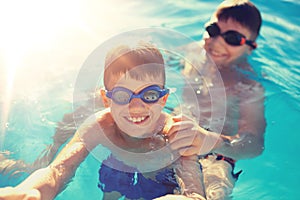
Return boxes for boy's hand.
[166,115,222,156]
[0,187,41,200]
[154,194,206,200]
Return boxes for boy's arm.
[214,84,266,160]
[174,84,266,160]
[0,111,109,200]
[16,132,89,200]
[0,116,103,200]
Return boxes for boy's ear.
[247,45,254,55]
[100,89,110,108]
[248,42,257,54]
[161,93,169,106]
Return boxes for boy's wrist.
[214,134,232,152]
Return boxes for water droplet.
[208,83,214,87]
[170,153,174,161]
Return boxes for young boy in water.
[176,0,266,199]
[0,42,214,200]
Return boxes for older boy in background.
[177,0,266,199]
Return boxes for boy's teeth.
[128,116,145,123]
[211,50,221,56]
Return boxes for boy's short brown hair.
[104,42,165,90]
[216,0,262,39]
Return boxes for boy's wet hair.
[104,42,165,89]
[216,0,262,38]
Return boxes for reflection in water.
[1,65,17,149]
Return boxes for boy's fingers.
[154,194,195,199]
[178,147,198,157]
[172,115,183,122]
[169,134,200,151]
[166,121,195,137]
[0,187,40,200]
[168,129,199,145]
[25,189,41,200]
[172,114,194,123]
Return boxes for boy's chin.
[214,60,235,69]
[129,131,154,138]
[122,127,153,138]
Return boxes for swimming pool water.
[1,0,299,199]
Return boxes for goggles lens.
[106,85,169,105]
[206,23,256,49]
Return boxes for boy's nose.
[205,36,226,52]
[129,97,145,108]
[212,35,227,46]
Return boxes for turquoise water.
[1,0,300,199]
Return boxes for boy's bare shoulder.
[94,108,116,133]
[235,63,265,96]
[96,108,114,122]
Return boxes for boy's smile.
[126,115,148,123]
[122,99,151,126]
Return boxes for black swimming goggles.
[205,22,257,49]
[106,85,169,105]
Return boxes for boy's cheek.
[203,38,211,51]
[246,47,253,55]
[149,103,164,114]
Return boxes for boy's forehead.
[220,18,244,28]
[104,63,166,90]
[211,15,248,29]
[109,74,164,91]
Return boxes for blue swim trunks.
[98,155,179,200]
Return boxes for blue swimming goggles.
[206,22,257,49]
[106,85,169,105]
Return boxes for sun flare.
[0,0,146,148]
[0,0,84,147]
